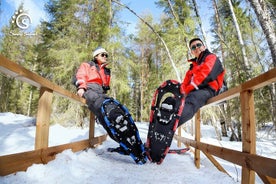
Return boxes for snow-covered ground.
[0,112,275,184]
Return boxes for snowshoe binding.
[101,98,147,164]
[146,80,185,164]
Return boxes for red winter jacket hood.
[181,49,225,95]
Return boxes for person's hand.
[77,88,85,97]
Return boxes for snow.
[0,112,275,184]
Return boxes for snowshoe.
[107,146,130,155]
[146,80,185,164]
[101,98,147,164]
[168,148,190,154]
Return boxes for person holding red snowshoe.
[178,37,226,126]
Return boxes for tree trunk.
[27,89,33,116]
[248,0,276,66]
[191,0,211,51]
[227,0,250,76]
[211,115,222,140]
[213,0,232,137]
[112,0,181,81]
[269,83,276,128]
[220,121,227,137]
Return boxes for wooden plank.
[195,110,201,168]
[257,174,276,184]
[0,54,86,104]
[175,136,276,179]
[241,67,276,91]
[35,87,53,149]
[52,84,86,104]
[0,54,53,88]
[240,90,256,184]
[202,151,230,175]
[206,67,276,107]
[206,85,241,106]
[90,134,108,147]
[0,149,43,176]
[0,140,88,176]
[89,112,95,140]
[177,128,182,147]
[0,136,107,176]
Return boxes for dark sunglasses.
[190,43,203,51]
[100,53,108,58]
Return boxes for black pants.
[178,87,215,127]
[83,83,118,141]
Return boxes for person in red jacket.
[76,48,145,158]
[76,47,117,141]
[76,47,110,108]
[178,38,225,126]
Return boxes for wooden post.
[195,109,201,168]
[240,90,256,184]
[89,112,95,141]
[35,87,53,149]
[177,127,182,147]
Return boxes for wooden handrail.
[0,54,107,176]
[206,67,276,106]
[176,67,276,184]
[175,136,276,178]
[0,54,85,104]
[1,54,276,183]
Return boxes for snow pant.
[178,87,216,127]
[83,83,118,142]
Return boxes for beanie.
[92,47,108,58]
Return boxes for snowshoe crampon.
[146,80,185,164]
[101,98,147,164]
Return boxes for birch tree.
[112,0,181,81]
[247,0,276,66]
[227,0,250,78]
[191,0,211,51]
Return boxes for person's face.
[190,41,205,58]
[95,52,108,64]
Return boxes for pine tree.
[0,3,40,115]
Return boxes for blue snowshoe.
[101,98,147,164]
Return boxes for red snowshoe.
[146,80,185,164]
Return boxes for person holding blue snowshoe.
[75,47,146,164]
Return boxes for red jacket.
[181,49,225,95]
[76,61,110,90]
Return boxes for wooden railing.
[1,54,276,183]
[175,67,276,184]
[0,55,107,176]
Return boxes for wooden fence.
[175,67,276,184]
[1,54,276,184]
[0,54,107,176]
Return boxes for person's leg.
[83,89,118,141]
[178,88,215,127]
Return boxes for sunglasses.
[190,43,203,51]
[100,53,108,58]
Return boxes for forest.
[0,0,275,140]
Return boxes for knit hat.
[92,47,108,57]
[189,38,204,47]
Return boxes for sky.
[0,0,214,49]
[0,0,163,36]
[0,0,47,30]
[2,112,274,183]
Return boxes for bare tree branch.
[111,0,181,81]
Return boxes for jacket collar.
[188,49,211,64]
